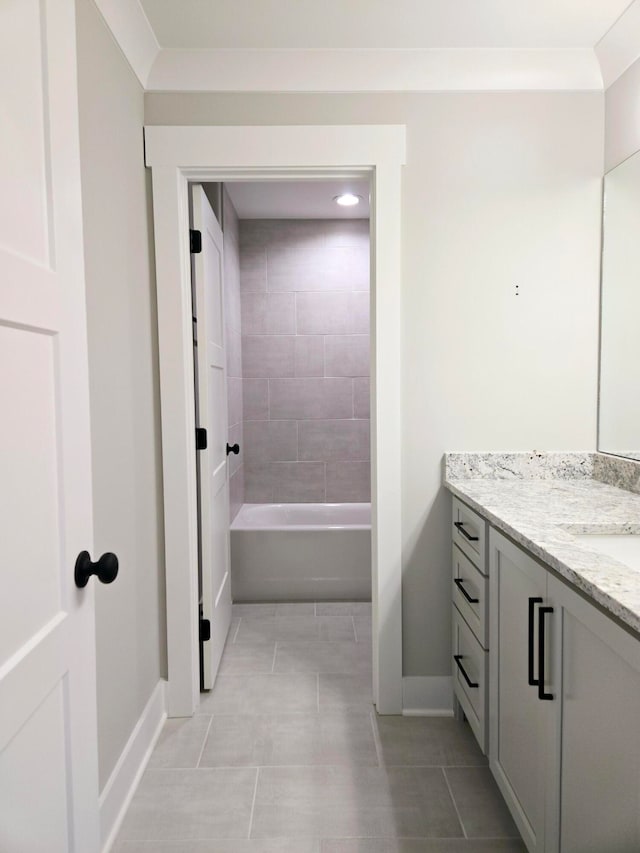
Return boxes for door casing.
[145,124,406,716]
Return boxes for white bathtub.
[230,503,372,601]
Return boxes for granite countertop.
[443,452,640,636]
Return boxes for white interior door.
[192,185,232,691]
[0,1,100,851]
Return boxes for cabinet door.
[489,530,559,853]
[548,575,640,853]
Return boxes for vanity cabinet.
[451,497,489,752]
[548,572,640,853]
[489,527,640,853]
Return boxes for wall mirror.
[598,148,640,461]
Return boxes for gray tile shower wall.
[240,219,371,503]
[223,189,244,521]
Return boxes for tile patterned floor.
[114,603,525,853]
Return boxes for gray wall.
[145,93,603,679]
[605,56,640,171]
[221,188,244,521]
[77,0,165,790]
[240,219,370,503]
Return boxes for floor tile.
[251,766,462,839]
[353,613,372,643]
[274,641,372,674]
[147,715,212,769]
[114,839,320,852]
[219,641,277,675]
[117,600,521,851]
[198,674,319,715]
[320,841,526,852]
[200,711,377,767]
[318,673,373,711]
[444,767,520,839]
[232,603,278,617]
[315,602,371,617]
[275,602,316,616]
[116,768,256,841]
[235,615,355,643]
[374,716,488,767]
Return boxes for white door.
[0,1,100,851]
[192,186,232,690]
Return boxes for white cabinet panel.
[549,575,640,853]
[452,496,487,573]
[452,543,488,647]
[452,605,488,751]
[490,529,558,853]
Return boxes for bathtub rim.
[231,502,372,532]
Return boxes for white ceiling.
[141,0,631,50]
[224,180,371,219]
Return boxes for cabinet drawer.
[453,605,488,753]
[452,496,487,573]
[452,544,488,649]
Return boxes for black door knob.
[74,550,119,588]
[226,443,240,456]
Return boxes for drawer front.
[452,496,487,573]
[452,544,488,649]
[453,605,488,753]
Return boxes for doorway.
[145,123,405,716]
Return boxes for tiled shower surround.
[240,219,370,503]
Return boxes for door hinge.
[196,427,207,450]
[190,229,202,254]
[200,619,211,643]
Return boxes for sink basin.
[573,533,640,572]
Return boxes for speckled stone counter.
[444,452,640,636]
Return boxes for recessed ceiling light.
[334,193,362,207]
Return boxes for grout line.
[442,766,468,840]
[195,715,214,768]
[369,709,384,768]
[323,461,327,503]
[271,642,278,673]
[351,614,358,642]
[232,617,242,643]
[115,832,518,842]
[151,761,495,772]
[247,767,260,839]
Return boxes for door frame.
[145,124,406,716]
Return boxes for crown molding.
[92,0,159,87]
[596,0,640,89]
[90,3,609,95]
[145,47,602,93]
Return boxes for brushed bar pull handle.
[454,654,479,688]
[454,521,479,542]
[454,577,479,604]
[538,606,554,701]
[528,596,543,686]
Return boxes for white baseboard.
[99,680,167,852]
[402,676,453,716]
